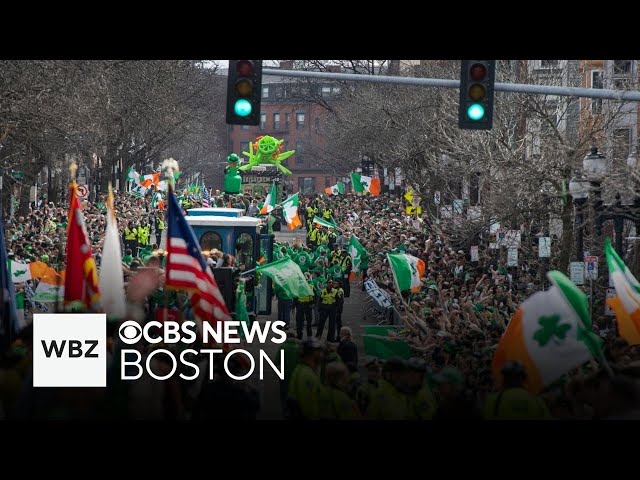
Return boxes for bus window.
[235,233,254,271]
[200,231,222,252]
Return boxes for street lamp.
[583,145,608,179]
[569,174,590,261]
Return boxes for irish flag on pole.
[351,172,381,196]
[325,182,345,195]
[605,238,640,345]
[281,193,302,230]
[492,270,602,393]
[387,253,425,293]
[260,182,277,215]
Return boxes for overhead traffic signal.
[458,60,495,130]
[226,60,263,126]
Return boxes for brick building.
[226,63,342,195]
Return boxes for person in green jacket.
[356,357,381,415]
[405,357,437,420]
[319,361,361,420]
[483,362,552,420]
[274,331,300,418]
[366,358,410,420]
[287,338,325,420]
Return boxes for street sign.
[77,184,89,199]
[570,262,584,286]
[538,237,551,257]
[10,170,24,180]
[605,288,616,316]
[507,247,518,266]
[584,256,598,280]
[470,245,479,262]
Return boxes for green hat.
[432,367,464,385]
[227,153,240,163]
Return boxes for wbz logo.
[33,314,106,387]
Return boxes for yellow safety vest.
[320,288,338,305]
[309,228,318,241]
[125,227,137,241]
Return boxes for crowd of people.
[2,184,640,420]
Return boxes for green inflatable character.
[238,135,295,175]
[224,153,243,194]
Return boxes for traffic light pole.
[263,68,640,102]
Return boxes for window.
[295,141,304,165]
[200,231,222,253]
[332,86,341,95]
[260,113,266,130]
[591,70,603,114]
[613,60,632,75]
[273,113,280,130]
[240,141,249,152]
[540,60,560,68]
[315,117,320,134]
[612,128,631,163]
[262,86,269,98]
[296,112,305,128]
[321,86,331,96]
[325,176,331,187]
[285,113,290,129]
[298,177,316,194]
[241,125,250,131]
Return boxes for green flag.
[256,257,314,299]
[313,216,338,229]
[235,281,251,338]
[348,235,368,273]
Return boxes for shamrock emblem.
[533,314,571,347]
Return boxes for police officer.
[319,362,361,420]
[292,282,315,339]
[155,215,165,245]
[405,357,437,420]
[333,279,345,340]
[316,280,339,342]
[322,205,333,221]
[123,221,138,254]
[483,362,552,420]
[287,338,325,420]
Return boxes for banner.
[364,279,392,309]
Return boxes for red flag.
[64,182,101,310]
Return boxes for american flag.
[202,184,211,208]
[165,190,231,324]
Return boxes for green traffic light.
[467,103,485,121]
[234,98,252,117]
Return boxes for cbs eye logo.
[119,321,143,344]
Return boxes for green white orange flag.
[351,172,381,196]
[387,253,425,293]
[492,270,602,393]
[325,182,345,195]
[281,193,302,230]
[605,238,640,345]
[260,182,277,215]
[348,235,368,273]
[312,216,338,229]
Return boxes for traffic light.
[458,60,495,130]
[226,60,263,126]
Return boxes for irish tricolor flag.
[281,193,302,230]
[313,216,338,229]
[260,182,277,215]
[325,182,345,195]
[351,172,381,196]
[387,253,425,293]
[492,270,602,393]
[605,238,640,345]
